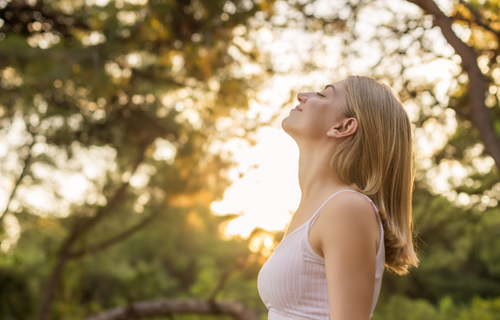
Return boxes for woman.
[257,75,419,320]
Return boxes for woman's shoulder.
[322,190,376,217]
[315,190,380,247]
[322,189,373,208]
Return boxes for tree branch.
[0,130,36,224]
[208,266,236,303]
[407,0,500,173]
[67,208,162,259]
[207,255,248,303]
[74,145,148,238]
[82,298,261,320]
[38,145,149,320]
[457,0,500,40]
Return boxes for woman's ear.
[327,118,358,138]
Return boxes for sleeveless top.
[257,190,385,320]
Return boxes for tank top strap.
[308,190,380,231]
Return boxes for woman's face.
[282,79,349,141]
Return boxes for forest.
[1,0,500,319]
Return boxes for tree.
[408,0,500,172]
[0,0,275,319]
[3,0,500,319]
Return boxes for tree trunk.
[37,238,74,320]
[37,147,147,320]
[82,298,262,320]
[407,0,500,173]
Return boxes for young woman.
[257,75,419,320]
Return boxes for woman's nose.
[297,92,307,104]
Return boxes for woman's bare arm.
[315,193,379,320]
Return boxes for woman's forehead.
[324,79,347,92]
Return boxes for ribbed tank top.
[257,190,385,320]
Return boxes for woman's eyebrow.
[324,84,336,93]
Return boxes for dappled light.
[2,0,500,319]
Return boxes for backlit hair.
[330,75,419,275]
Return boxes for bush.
[372,295,500,320]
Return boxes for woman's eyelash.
[317,92,325,97]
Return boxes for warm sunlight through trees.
[1,0,500,319]
[0,1,275,319]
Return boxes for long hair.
[330,75,419,275]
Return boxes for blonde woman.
[257,75,419,320]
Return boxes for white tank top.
[257,190,385,319]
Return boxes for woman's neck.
[297,142,352,205]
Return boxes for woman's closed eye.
[317,92,326,97]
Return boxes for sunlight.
[211,126,301,239]
[211,0,463,240]
[0,0,481,247]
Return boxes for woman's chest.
[258,227,327,307]
[283,213,324,258]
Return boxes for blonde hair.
[330,75,419,275]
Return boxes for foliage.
[2,0,500,319]
[373,295,500,320]
[378,186,500,304]
[0,0,274,319]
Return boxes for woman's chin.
[281,116,292,132]
[281,117,299,139]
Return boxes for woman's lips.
[294,105,302,111]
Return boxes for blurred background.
[1,0,500,319]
